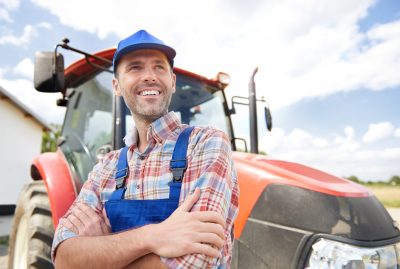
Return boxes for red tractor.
[8,39,400,268]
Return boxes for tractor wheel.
[8,181,54,269]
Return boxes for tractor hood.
[232,151,371,198]
[232,152,399,242]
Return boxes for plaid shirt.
[52,112,239,269]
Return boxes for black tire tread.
[8,181,54,269]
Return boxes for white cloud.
[378,148,400,159]
[0,66,10,77]
[333,126,359,151]
[0,23,51,46]
[260,127,285,151]
[313,138,329,148]
[286,129,313,148]
[395,128,400,138]
[37,21,52,29]
[344,126,355,138]
[0,7,12,22]
[29,0,400,111]
[362,122,395,143]
[0,0,19,10]
[13,58,34,79]
[0,77,64,124]
[262,125,400,181]
[0,0,19,22]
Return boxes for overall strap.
[115,146,129,189]
[170,126,195,182]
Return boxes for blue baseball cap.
[113,30,176,73]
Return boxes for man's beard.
[123,86,173,123]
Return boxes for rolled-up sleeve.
[51,151,118,261]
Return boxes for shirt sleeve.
[161,128,239,269]
[51,151,118,262]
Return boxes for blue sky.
[0,0,399,181]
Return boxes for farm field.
[366,185,400,208]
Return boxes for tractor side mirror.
[34,51,65,93]
[264,106,273,132]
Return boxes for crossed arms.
[54,189,224,269]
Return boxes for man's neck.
[133,113,165,153]
[133,118,151,153]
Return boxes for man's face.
[113,49,176,123]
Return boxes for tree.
[389,175,400,186]
[346,175,361,183]
[41,124,61,153]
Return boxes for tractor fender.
[31,149,77,228]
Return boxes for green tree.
[41,124,61,152]
[346,175,361,183]
[389,175,400,186]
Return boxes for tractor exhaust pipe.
[249,67,258,154]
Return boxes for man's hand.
[146,188,225,258]
[63,203,110,236]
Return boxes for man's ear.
[171,73,176,93]
[113,77,122,96]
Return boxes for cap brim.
[113,43,176,72]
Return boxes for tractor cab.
[33,40,268,187]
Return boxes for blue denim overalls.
[105,127,194,233]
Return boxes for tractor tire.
[8,181,54,269]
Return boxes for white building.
[0,85,52,213]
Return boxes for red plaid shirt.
[52,112,239,269]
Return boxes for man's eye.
[129,65,141,70]
[155,65,165,70]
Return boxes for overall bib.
[105,127,194,233]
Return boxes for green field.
[365,185,400,208]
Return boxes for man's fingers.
[66,214,84,233]
[73,204,94,224]
[100,220,111,234]
[190,243,221,258]
[198,222,225,240]
[195,233,224,249]
[190,211,225,227]
[62,218,78,234]
[177,188,200,212]
[77,203,100,219]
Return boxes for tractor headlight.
[216,72,230,87]
[305,238,400,268]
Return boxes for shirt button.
[138,155,146,160]
[136,185,140,189]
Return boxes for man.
[52,29,239,269]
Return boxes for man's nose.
[143,67,156,82]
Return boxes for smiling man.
[52,30,239,269]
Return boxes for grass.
[0,236,8,246]
[364,185,400,208]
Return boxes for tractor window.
[171,74,230,134]
[174,91,228,134]
[61,71,114,185]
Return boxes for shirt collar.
[123,111,181,146]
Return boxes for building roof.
[0,85,53,131]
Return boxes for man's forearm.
[55,225,153,269]
[123,254,168,269]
